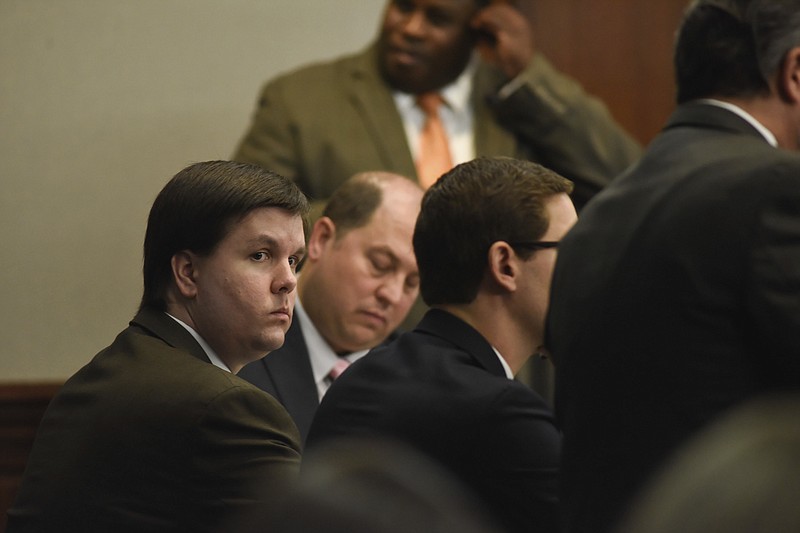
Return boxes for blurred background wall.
[1,0,385,380]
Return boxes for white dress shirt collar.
[697,98,778,147]
[295,297,368,400]
[165,312,231,373]
[492,346,514,380]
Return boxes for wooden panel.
[531,0,688,145]
[0,382,62,533]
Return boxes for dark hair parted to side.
[675,0,800,103]
[413,156,573,306]
[140,160,309,312]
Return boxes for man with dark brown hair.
[8,161,309,533]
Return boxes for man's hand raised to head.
[471,0,536,80]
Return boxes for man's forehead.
[404,0,484,12]
[233,208,305,241]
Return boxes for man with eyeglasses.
[306,156,576,533]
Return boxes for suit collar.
[258,318,319,441]
[348,45,516,172]
[130,307,211,365]
[665,102,773,145]
[348,44,417,177]
[415,308,507,378]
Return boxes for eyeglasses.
[507,241,559,251]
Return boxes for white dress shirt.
[166,313,231,373]
[697,98,778,147]
[294,298,368,400]
[394,60,477,167]
[493,346,514,380]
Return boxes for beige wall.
[0,1,383,380]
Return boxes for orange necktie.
[415,92,453,189]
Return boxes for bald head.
[299,172,423,353]
[321,171,423,239]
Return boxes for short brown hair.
[140,160,309,311]
[413,157,572,305]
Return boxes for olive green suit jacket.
[234,43,641,211]
[8,308,301,533]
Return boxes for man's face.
[301,187,421,353]
[519,193,578,348]
[378,0,480,94]
[185,207,306,371]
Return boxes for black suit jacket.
[547,103,800,533]
[239,318,403,444]
[307,309,561,533]
[8,308,301,533]
[238,318,319,443]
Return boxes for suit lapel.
[263,320,319,439]
[347,45,418,179]
[130,308,211,365]
[415,309,507,378]
[665,102,773,143]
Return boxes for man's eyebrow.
[247,234,280,247]
[248,234,306,256]
[368,246,398,258]
[367,246,402,266]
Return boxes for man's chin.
[258,331,288,354]
[381,62,434,94]
[340,329,386,353]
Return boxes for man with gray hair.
[546,2,800,533]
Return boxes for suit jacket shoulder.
[548,102,800,533]
[8,308,301,533]
[308,309,559,533]
[233,44,415,203]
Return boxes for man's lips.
[271,306,291,320]
[387,45,426,67]
[359,309,388,326]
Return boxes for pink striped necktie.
[328,358,351,382]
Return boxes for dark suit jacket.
[547,103,800,533]
[306,309,561,533]
[7,308,301,533]
[233,44,640,211]
[239,318,403,444]
[238,318,318,444]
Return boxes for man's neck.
[436,301,534,376]
[164,310,234,373]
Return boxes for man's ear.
[778,47,800,104]
[171,251,198,299]
[306,216,337,261]
[487,241,518,293]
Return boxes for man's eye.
[428,11,451,27]
[288,256,300,268]
[252,252,269,261]
[371,258,392,272]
